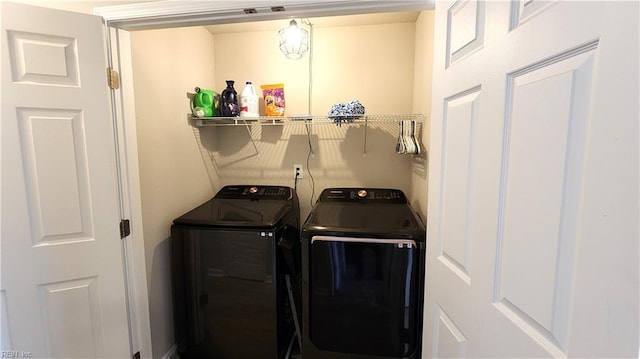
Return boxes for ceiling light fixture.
[278,19,309,59]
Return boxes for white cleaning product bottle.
[240,81,259,117]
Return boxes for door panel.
[17,109,94,245]
[434,305,466,358]
[446,0,485,67]
[426,1,638,357]
[494,44,596,353]
[439,87,481,284]
[7,30,80,86]
[1,3,130,357]
[510,0,555,30]
[38,278,104,358]
[0,291,10,349]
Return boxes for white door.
[425,1,638,357]
[1,2,130,358]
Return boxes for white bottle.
[240,81,259,117]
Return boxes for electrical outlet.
[294,164,303,179]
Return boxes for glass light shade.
[278,19,309,59]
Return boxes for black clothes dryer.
[171,185,300,359]
[301,188,426,359]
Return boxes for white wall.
[208,19,425,220]
[410,10,435,219]
[129,26,216,359]
[213,22,416,115]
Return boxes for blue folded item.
[328,99,365,125]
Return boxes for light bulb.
[278,19,309,59]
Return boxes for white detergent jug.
[240,81,259,117]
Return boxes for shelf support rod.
[242,119,260,157]
[305,122,315,157]
[362,117,368,158]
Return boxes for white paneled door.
[425,0,638,358]
[1,2,130,358]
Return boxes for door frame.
[93,1,434,357]
[104,26,153,358]
[95,0,433,30]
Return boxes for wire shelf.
[190,113,426,158]
[190,114,425,127]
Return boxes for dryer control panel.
[215,185,292,200]
[319,188,407,203]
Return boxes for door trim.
[94,0,433,30]
[104,27,153,357]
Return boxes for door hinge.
[107,67,120,89]
[120,219,131,239]
[132,351,141,359]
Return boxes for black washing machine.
[301,188,426,359]
[171,185,300,359]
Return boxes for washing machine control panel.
[215,185,292,200]
[320,188,407,203]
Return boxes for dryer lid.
[172,185,296,228]
[303,188,425,238]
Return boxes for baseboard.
[161,344,178,359]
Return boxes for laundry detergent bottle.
[240,81,259,117]
[193,87,215,117]
[221,80,239,117]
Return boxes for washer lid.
[173,185,295,228]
